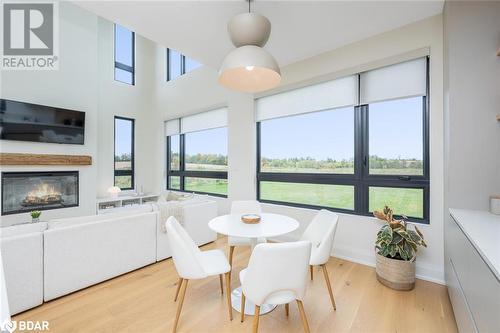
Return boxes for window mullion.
[180,133,186,191]
[354,105,362,215]
[181,55,186,75]
[356,105,369,215]
[166,136,171,189]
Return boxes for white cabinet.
[96,194,159,213]
[445,209,500,333]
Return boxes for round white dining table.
[208,213,299,315]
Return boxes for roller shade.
[360,57,427,105]
[256,75,358,121]
[165,119,180,136]
[180,107,228,134]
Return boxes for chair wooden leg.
[228,246,235,289]
[321,264,337,310]
[219,274,224,295]
[172,279,188,333]
[174,278,183,302]
[296,300,311,333]
[285,303,289,316]
[225,272,233,321]
[229,246,235,267]
[310,265,313,281]
[241,293,246,322]
[253,305,261,333]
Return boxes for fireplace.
[1,171,79,215]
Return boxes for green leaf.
[391,233,403,245]
[389,244,397,257]
[407,229,419,240]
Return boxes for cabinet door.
[448,215,500,332]
[445,257,477,333]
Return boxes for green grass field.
[115,176,132,189]
[173,178,423,219]
[185,178,228,196]
[167,163,424,219]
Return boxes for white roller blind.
[360,57,427,105]
[165,119,180,136]
[181,107,228,134]
[256,75,358,121]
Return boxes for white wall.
[96,18,157,197]
[0,3,157,225]
[0,2,99,225]
[152,15,445,283]
[444,1,500,211]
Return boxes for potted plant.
[30,210,42,223]
[373,206,426,290]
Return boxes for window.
[368,97,423,175]
[257,58,429,223]
[166,48,203,81]
[167,49,182,81]
[114,24,135,85]
[166,109,228,197]
[260,107,354,174]
[114,117,135,190]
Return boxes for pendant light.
[219,0,281,93]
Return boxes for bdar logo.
[0,319,17,333]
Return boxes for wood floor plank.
[13,237,457,333]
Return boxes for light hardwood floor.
[14,237,457,333]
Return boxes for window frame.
[114,24,135,85]
[166,48,202,82]
[166,131,228,198]
[114,116,135,190]
[166,48,185,82]
[256,58,430,223]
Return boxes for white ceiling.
[75,0,444,69]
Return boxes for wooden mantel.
[0,153,92,166]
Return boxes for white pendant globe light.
[219,2,281,93]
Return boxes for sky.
[115,118,133,156]
[261,97,422,160]
[185,127,227,156]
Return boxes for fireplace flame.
[22,183,63,207]
[27,183,60,198]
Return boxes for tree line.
[166,153,422,170]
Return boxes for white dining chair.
[165,217,233,333]
[240,241,312,333]
[300,209,339,310]
[228,200,266,267]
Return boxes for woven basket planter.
[375,253,416,291]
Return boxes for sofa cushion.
[0,222,48,238]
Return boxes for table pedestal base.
[231,287,277,315]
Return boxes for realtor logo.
[1,1,59,70]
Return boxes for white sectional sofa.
[0,196,218,315]
[44,212,158,301]
[155,199,217,260]
[0,223,47,315]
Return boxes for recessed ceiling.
[75,1,444,69]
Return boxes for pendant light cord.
[248,0,251,13]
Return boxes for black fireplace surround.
[1,171,79,215]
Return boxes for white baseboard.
[269,237,446,285]
[333,245,446,285]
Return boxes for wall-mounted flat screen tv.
[0,99,85,145]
